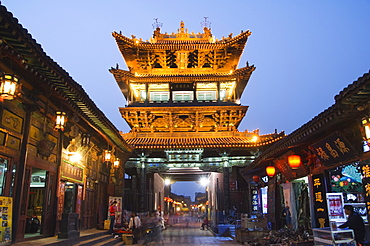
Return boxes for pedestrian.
[108,201,117,234]
[201,216,209,230]
[338,205,366,245]
[129,212,141,244]
[282,204,291,228]
[153,211,163,243]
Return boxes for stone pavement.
[137,220,242,246]
[12,220,243,245]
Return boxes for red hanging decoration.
[266,166,276,177]
[288,155,301,169]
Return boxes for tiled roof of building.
[123,132,285,149]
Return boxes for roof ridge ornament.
[152,18,163,30]
[201,17,211,30]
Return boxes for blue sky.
[2,1,370,200]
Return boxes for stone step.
[74,234,122,246]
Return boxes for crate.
[122,234,133,245]
[104,220,110,230]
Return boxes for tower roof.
[112,21,252,75]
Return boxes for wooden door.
[15,167,31,240]
[41,171,57,236]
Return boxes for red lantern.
[288,155,301,169]
[252,175,259,183]
[266,166,276,177]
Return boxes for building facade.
[0,4,132,244]
[242,70,370,234]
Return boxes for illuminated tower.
[110,20,284,214]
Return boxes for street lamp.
[164,178,171,214]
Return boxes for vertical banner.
[360,160,370,223]
[76,185,83,217]
[57,181,65,221]
[251,185,259,214]
[108,196,122,226]
[312,174,329,228]
[0,196,12,243]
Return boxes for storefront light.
[103,150,111,162]
[252,175,259,183]
[69,152,82,163]
[0,73,20,100]
[362,118,370,141]
[55,111,67,131]
[113,158,120,168]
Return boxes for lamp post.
[164,178,171,214]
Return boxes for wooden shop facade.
[0,4,132,244]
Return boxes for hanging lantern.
[55,111,67,131]
[266,166,276,177]
[288,155,301,169]
[113,158,120,168]
[81,133,91,146]
[0,73,20,100]
[252,175,260,183]
[103,150,111,162]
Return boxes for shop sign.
[171,83,193,91]
[360,160,370,222]
[0,196,12,243]
[251,186,259,214]
[61,160,83,183]
[312,173,329,228]
[310,133,357,166]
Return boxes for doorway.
[25,167,46,238]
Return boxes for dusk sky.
[2,1,370,200]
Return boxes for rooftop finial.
[201,17,211,29]
[152,18,163,30]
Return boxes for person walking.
[108,201,117,234]
[129,212,141,244]
[282,204,292,229]
[339,204,366,245]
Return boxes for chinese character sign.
[360,160,370,223]
[251,186,260,214]
[312,174,329,228]
[311,133,357,166]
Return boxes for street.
[137,220,241,246]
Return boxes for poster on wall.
[108,196,122,226]
[0,196,12,243]
[326,193,345,222]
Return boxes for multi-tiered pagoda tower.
[110,20,284,215]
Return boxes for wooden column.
[12,103,37,242]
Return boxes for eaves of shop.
[242,70,370,177]
[0,4,132,153]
